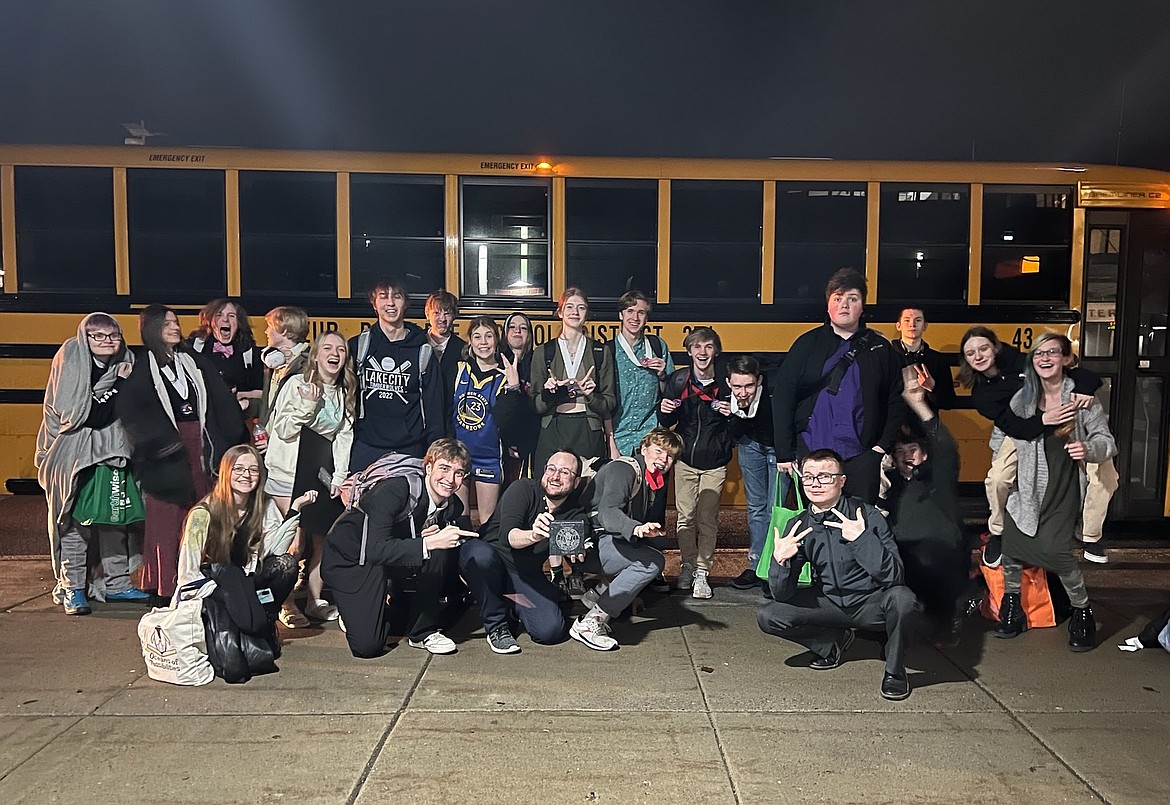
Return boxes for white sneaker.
[570,615,618,651]
[408,631,457,655]
[691,569,713,600]
[305,598,340,622]
[677,562,696,590]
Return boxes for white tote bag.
[137,579,218,686]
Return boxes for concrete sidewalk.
[2,555,1169,805]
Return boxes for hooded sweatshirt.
[349,321,442,457]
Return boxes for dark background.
[2,1,1170,168]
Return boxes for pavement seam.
[0,592,52,613]
[934,647,1110,804]
[344,651,432,805]
[679,612,742,805]
[0,714,85,783]
[0,678,131,782]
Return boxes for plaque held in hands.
[547,519,588,557]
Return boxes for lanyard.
[616,333,652,368]
[558,336,586,379]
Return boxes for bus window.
[15,166,116,293]
[670,180,762,302]
[1083,226,1121,358]
[980,186,1072,303]
[240,171,336,296]
[460,178,550,298]
[128,169,226,300]
[350,174,444,299]
[566,178,657,299]
[878,183,969,302]
[774,183,866,301]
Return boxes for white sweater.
[264,376,354,490]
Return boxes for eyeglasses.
[544,465,578,479]
[87,332,122,343]
[1033,347,1064,358]
[801,472,844,486]
[231,466,262,477]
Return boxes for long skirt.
[139,421,212,597]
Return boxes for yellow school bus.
[2,145,1169,520]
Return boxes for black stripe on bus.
[1,294,1083,326]
[0,390,45,404]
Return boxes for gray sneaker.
[486,626,521,655]
[677,562,696,590]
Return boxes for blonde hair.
[302,331,357,423]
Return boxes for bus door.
[1081,209,1170,521]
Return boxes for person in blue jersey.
[348,279,444,469]
[452,316,509,523]
[604,290,674,460]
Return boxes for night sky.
[3,1,1170,169]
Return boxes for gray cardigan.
[1005,377,1117,538]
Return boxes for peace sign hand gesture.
[501,351,521,388]
[823,506,866,542]
[773,519,812,564]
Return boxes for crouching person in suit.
[757,448,923,701]
[571,427,684,651]
[322,439,479,659]
[459,449,590,654]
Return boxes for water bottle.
[251,419,269,452]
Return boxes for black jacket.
[729,372,776,448]
[767,496,905,608]
[891,340,957,412]
[885,418,962,547]
[658,365,733,470]
[117,348,248,504]
[321,476,465,594]
[772,323,906,463]
[970,344,1102,441]
[435,333,467,438]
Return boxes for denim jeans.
[736,437,789,563]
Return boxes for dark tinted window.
[878,183,970,302]
[239,171,336,295]
[670,180,762,301]
[15,166,115,292]
[981,187,1072,303]
[350,174,444,298]
[461,178,549,298]
[775,183,867,301]
[128,169,226,299]
[566,179,657,298]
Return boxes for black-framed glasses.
[86,332,122,343]
[1033,347,1064,358]
[231,465,262,477]
[801,472,843,486]
[544,465,578,479]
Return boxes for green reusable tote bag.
[73,465,147,527]
[754,478,812,587]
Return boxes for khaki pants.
[1082,458,1119,540]
[985,441,1119,540]
[985,441,1017,536]
[674,461,727,571]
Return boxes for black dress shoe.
[881,672,911,701]
[994,592,1027,639]
[809,629,854,670]
[730,568,760,590]
[1068,605,1097,652]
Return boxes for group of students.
[35,267,1123,699]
